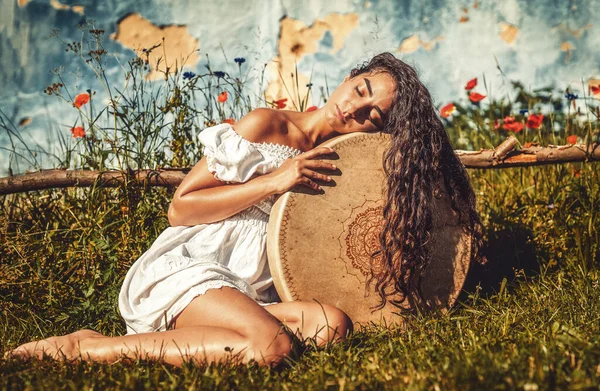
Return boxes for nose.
[343,102,355,118]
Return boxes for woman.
[9,52,484,367]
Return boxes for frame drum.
[267,132,471,326]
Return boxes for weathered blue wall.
[1,0,599,172]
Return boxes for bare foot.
[6,329,103,361]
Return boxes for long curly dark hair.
[351,53,486,311]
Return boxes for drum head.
[267,132,471,326]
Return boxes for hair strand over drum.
[350,53,486,312]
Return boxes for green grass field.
[1,31,599,389]
[2,162,598,390]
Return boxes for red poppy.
[591,85,600,96]
[306,105,318,112]
[464,78,477,90]
[469,92,486,103]
[503,122,524,132]
[572,168,581,178]
[440,103,456,118]
[494,119,500,130]
[274,98,287,109]
[217,91,228,103]
[70,126,85,138]
[526,114,544,129]
[566,135,577,144]
[502,116,524,132]
[73,93,90,108]
[223,118,235,125]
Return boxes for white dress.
[118,123,303,334]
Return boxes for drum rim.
[267,191,296,301]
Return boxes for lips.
[335,105,346,124]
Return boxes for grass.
[1,25,599,389]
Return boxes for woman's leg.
[9,287,292,367]
[264,302,354,345]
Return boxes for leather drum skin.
[267,132,472,326]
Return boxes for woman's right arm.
[167,157,268,226]
[167,147,336,227]
[169,109,336,226]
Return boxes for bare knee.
[314,304,353,344]
[265,301,354,347]
[248,329,293,367]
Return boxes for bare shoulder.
[232,108,286,144]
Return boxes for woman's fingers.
[295,147,336,191]
[300,176,321,191]
[294,147,337,171]
[301,168,332,183]
[302,159,337,171]
[269,146,335,193]
[299,146,335,160]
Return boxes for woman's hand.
[265,146,337,195]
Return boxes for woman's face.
[325,71,396,133]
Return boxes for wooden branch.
[492,136,519,160]
[456,140,600,169]
[0,141,598,195]
[0,169,188,195]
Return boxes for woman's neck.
[285,108,340,149]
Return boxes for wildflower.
[519,109,529,114]
[70,126,85,138]
[590,84,600,96]
[494,119,500,130]
[564,92,578,110]
[306,106,318,112]
[183,71,196,80]
[507,123,524,132]
[464,78,477,90]
[572,168,581,178]
[217,91,228,103]
[564,93,578,100]
[18,117,31,127]
[73,93,90,108]
[223,118,235,125]
[43,82,63,96]
[274,98,287,109]
[213,71,225,78]
[234,57,246,65]
[566,135,577,144]
[526,113,544,129]
[468,92,486,103]
[440,103,456,118]
[502,116,524,132]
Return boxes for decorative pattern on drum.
[344,205,385,277]
[339,199,386,282]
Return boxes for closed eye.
[354,86,363,97]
